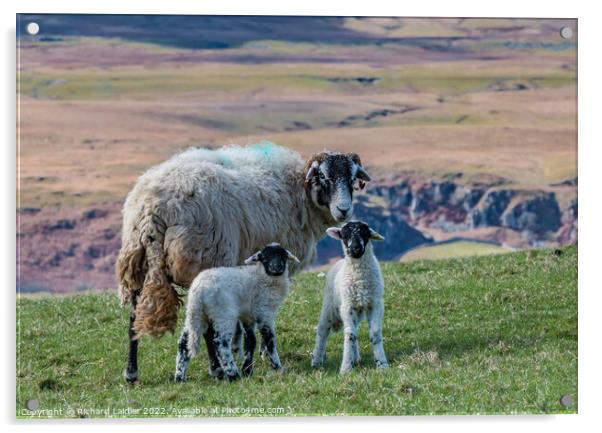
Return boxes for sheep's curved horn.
[305,161,320,182]
[356,166,371,182]
[347,152,371,183]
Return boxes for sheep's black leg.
[174,330,190,382]
[203,323,224,379]
[124,296,139,383]
[242,323,257,377]
[258,321,282,371]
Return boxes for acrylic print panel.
[16,15,577,418]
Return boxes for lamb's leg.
[351,314,361,366]
[311,310,332,368]
[258,319,283,372]
[368,303,388,369]
[241,323,257,377]
[213,323,240,381]
[124,295,139,383]
[203,323,224,379]
[340,307,359,374]
[174,329,191,382]
[231,321,244,362]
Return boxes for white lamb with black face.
[311,221,388,374]
[174,243,299,382]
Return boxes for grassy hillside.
[16,246,577,417]
[401,240,511,262]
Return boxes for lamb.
[311,221,388,374]
[116,142,372,382]
[174,243,299,382]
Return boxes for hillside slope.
[17,246,577,417]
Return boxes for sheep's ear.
[369,229,385,241]
[326,227,342,240]
[286,249,301,263]
[305,160,320,182]
[244,251,262,264]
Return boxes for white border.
[3,1,599,432]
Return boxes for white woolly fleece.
[184,263,291,357]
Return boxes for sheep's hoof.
[123,369,139,384]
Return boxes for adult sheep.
[116,142,371,382]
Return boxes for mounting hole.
[26,399,39,411]
[560,27,573,39]
[26,22,40,36]
[560,394,573,407]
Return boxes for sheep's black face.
[326,221,385,259]
[305,153,371,223]
[244,243,300,276]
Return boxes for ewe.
[174,243,299,382]
[311,221,388,373]
[116,142,371,382]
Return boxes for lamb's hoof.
[123,369,139,384]
[209,367,225,380]
[174,373,186,383]
[375,361,389,369]
[242,364,254,377]
[226,373,241,382]
[339,366,353,375]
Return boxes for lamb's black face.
[326,221,385,259]
[340,222,373,258]
[244,243,300,276]
[258,245,289,276]
[305,153,371,223]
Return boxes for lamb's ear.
[244,251,262,265]
[286,250,301,263]
[369,229,385,241]
[326,227,342,240]
[305,160,320,182]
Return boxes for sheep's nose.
[337,206,349,217]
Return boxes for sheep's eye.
[318,172,326,180]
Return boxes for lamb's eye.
[318,172,326,180]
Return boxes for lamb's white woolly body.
[185,265,289,357]
[174,258,291,382]
[312,242,388,373]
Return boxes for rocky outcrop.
[365,174,577,251]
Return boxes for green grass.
[401,240,511,262]
[16,247,577,418]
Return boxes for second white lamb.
[311,221,388,373]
